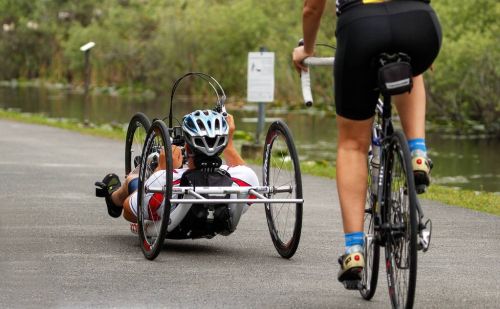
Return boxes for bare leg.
[122,197,137,223]
[336,115,373,233]
[394,74,426,140]
[110,173,138,208]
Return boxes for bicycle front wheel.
[383,131,418,308]
[137,120,173,260]
[125,112,151,175]
[263,120,303,259]
[359,175,380,300]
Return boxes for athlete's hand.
[158,145,183,170]
[225,113,236,141]
[292,45,313,74]
[172,145,183,169]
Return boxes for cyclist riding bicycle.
[95,111,259,231]
[292,0,441,286]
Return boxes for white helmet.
[182,110,229,156]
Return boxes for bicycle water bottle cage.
[377,53,413,96]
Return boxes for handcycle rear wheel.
[263,120,303,259]
[137,120,173,260]
[359,169,380,300]
[383,131,418,308]
[125,112,151,175]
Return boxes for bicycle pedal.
[342,280,362,290]
[95,182,108,197]
[418,219,432,252]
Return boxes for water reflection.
[0,85,498,193]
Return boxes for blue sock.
[408,138,427,156]
[345,232,364,254]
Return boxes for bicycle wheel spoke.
[269,135,296,243]
[360,160,380,300]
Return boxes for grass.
[0,108,125,140]
[424,185,500,215]
[2,108,499,216]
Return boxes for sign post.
[247,47,274,144]
[80,41,96,96]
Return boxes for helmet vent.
[206,137,217,148]
[196,119,205,131]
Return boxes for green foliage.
[0,0,498,134]
[428,0,500,135]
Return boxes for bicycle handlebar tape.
[301,69,314,107]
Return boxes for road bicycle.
[301,53,432,309]
[124,72,303,260]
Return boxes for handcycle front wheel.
[263,120,303,259]
[137,120,173,260]
[384,130,418,308]
[359,179,380,300]
[125,112,151,175]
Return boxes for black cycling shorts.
[334,0,442,120]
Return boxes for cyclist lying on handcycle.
[95,111,258,238]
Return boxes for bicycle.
[124,72,303,260]
[301,53,432,309]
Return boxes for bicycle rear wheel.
[137,120,173,260]
[125,112,151,175]
[263,120,303,259]
[359,168,380,300]
[383,131,418,308]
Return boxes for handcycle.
[125,72,303,260]
[301,51,432,308]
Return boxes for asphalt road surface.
[0,119,499,308]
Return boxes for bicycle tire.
[137,120,173,260]
[263,120,303,259]
[125,112,151,175]
[359,175,380,300]
[383,131,418,308]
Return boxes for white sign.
[247,52,275,102]
[80,42,96,52]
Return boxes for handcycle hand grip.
[300,57,335,107]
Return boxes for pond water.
[1,85,498,193]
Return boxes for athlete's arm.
[292,0,327,72]
[223,114,245,167]
[158,145,183,171]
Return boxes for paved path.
[0,119,499,308]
